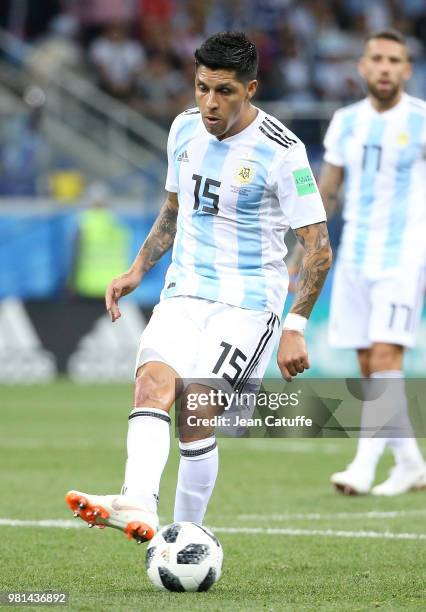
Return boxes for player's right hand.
[105,271,142,322]
[277,329,310,382]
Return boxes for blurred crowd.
[0,0,424,198]
[1,0,425,118]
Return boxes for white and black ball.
[146,522,223,592]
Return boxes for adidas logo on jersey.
[177,150,189,163]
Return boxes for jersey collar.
[366,92,408,117]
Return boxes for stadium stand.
[0,0,424,379]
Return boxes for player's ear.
[402,58,412,82]
[357,57,366,80]
[247,80,258,100]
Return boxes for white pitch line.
[0,519,83,528]
[212,527,426,541]
[237,509,426,521]
[0,519,425,541]
[218,439,342,455]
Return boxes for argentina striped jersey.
[324,94,426,273]
[161,107,326,317]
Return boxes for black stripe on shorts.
[234,313,278,393]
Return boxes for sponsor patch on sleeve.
[292,167,317,196]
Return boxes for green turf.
[0,381,425,611]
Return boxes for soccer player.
[66,32,332,541]
[322,30,426,495]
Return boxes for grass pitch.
[1,381,425,611]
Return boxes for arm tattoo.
[291,222,332,319]
[139,198,178,273]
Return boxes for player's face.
[195,66,257,140]
[358,38,411,105]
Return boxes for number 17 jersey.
[324,94,426,274]
[161,107,326,317]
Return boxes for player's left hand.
[277,330,310,382]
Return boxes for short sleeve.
[272,143,327,230]
[323,111,344,167]
[165,117,179,193]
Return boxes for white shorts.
[135,296,280,390]
[329,262,425,349]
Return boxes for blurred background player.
[0,0,425,489]
[70,183,131,299]
[65,31,332,542]
[320,30,426,496]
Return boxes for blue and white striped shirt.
[324,94,426,273]
[162,107,326,317]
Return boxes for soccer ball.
[145,522,223,592]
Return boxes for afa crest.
[235,164,255,185]
[396,132,409,146]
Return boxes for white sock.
[377,371,424,468]
[121,407,171,513]
[351,438,387,476]
[174,437,218,524]
[351,373,388,477]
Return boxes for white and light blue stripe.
[352,116,386,267]
[164,117,200,299]
[192,138,230,301]
[236,142,277,309]
[382,110,424,268]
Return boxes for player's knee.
[357,349,371,377]
[369,343,403,373]
[134,366,177,411]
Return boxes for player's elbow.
[318,244,333,274]
[324,245,333,269]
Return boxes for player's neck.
[217,105,258,141]
[369,91,404,113]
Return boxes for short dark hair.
[365,28,407,47]
[194,32,258,83]
[364,28,411,61]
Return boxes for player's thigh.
[369,267,425,348]
[195,303,280,390]
[328,261,370,349]
[135,296,201,384]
